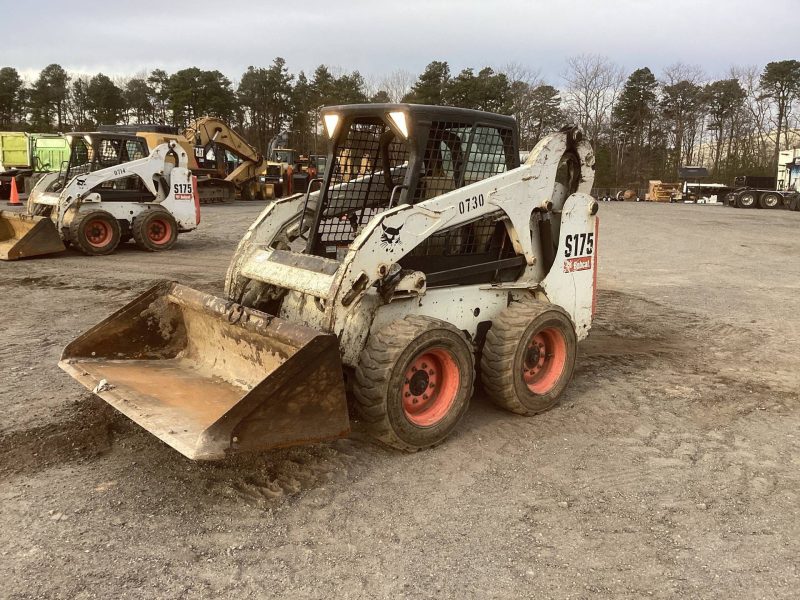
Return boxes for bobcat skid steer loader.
[0,134,199,260]
[59,104,598,460]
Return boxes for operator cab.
[59,132,154,202]
[310,104,521,285]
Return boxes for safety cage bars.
[310,116,517,265]
[312,118,410,258]
[60,135,151,196]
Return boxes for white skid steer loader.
[0,134,199,260]
[59,104,598,459]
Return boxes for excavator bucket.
[0,210,65,260]
[59,281,350,460]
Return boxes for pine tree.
[0,67,24,129]
[404,61,450,104]
[760,60,800,163]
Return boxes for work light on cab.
[323,114,340,139]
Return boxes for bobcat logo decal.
[380,223,403,250]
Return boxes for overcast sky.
[3,0,797,84]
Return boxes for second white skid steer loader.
[59,104,599,459]
[0,133,199,260]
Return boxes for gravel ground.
[1,201,798,599]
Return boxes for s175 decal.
[564,232,594,258]
[173,183,193,199]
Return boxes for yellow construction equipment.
[183,117,267,201]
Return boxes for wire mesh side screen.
[314,119,410,259]
[412,122,516,260]
[65,138,91,181]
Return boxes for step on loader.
[60,104,599,460]
[0,134,199,260]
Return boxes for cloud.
[3,0,796,82]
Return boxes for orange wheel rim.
[84,220,112,247]
[147,219,172,244]
[402,347,460,427]
[522,327,567,394]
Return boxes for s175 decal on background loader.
[59,104,598,459]
[0,134,199,260]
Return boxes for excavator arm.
[184,117,265,187]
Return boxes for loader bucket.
[59,281,350,460]
[0,210,66,260]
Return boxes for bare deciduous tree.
[662,62,706,87]
[561,54,624,144]
[377,69,416,103]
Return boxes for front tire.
[481,300,577,415]
[69,210,121,256]
[353,315,475,451]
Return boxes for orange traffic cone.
[7,176,21,206]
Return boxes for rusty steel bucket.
[0,210,66,260]
[59,281,350,460]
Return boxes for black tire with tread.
[69,209,121,256]
[353,315,475,452]
[738,191,757,208]
[132,209,178,252]
[758,192,780,209]
[480,299,577,416]
[241,179,259,201]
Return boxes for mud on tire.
[353,315,475,452]
[132,209,178,252]
[69,209,121,256]
[481,299,577,416]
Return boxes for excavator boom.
[184,117,265,186]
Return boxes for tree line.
[1,57,798,187]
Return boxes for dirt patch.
[0,395,121,478]
[0,202,798,599]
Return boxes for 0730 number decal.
[458,194,484,215]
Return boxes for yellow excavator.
[183,117,266,201]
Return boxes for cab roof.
[320,103,517,131]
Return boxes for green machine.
[0,133,71,200]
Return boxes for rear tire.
[353,315,475,451]
[132,209,178,252]
[69,210,121,256]
[738,191,757,209]
[759,192,780,209]
[481,300,577,415]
